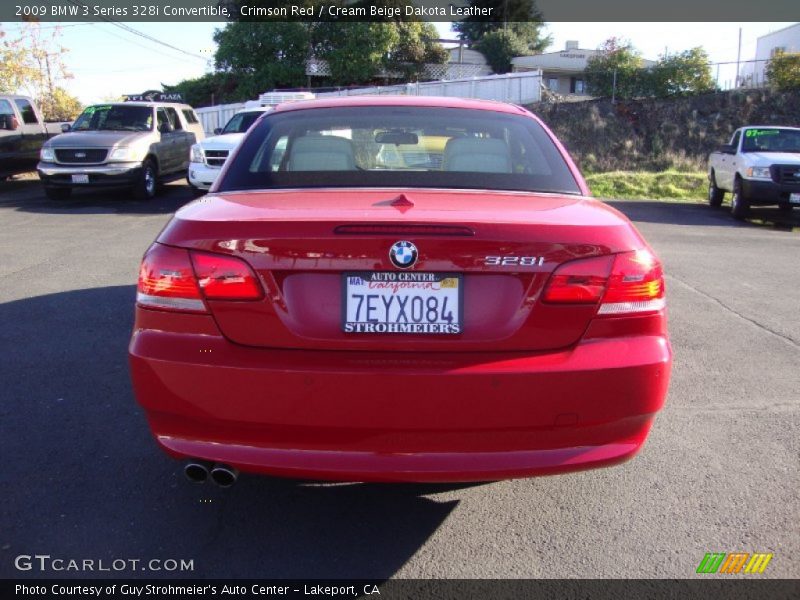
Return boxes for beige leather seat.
[442,137,512,173]
[287,136,357,171]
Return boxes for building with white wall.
[511,41,655,96]
[741,23,799,87]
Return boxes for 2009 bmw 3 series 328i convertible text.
[128,97,671,485]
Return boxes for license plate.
[343,272,462,335]
[71,174,89,184]
[790,193,800,205]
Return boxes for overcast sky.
[1,21,794,105]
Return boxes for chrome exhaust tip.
[209,464,238,488]
[184,461,210,484]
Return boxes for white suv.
[188,107,270,194]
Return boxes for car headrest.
[287,136,357,171]
[442,137,512,173]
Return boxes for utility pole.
[735,27,742,87]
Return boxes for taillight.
[543,249,665,315]
[541,255,614,303]
[136,244,263,312]
[137,244,206,313]
[190,251,263,300]
[597,249,665,315]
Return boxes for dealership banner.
[2,0,800,23]
[3,579,800,599]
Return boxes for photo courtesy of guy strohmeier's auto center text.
[1,1,798,599]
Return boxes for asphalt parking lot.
[1,179,798,579]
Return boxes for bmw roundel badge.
[389,240,418,269]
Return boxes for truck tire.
[44,186,72,200]
[707,172,724,207]
[132,159,157,200]
[730,178,749,220]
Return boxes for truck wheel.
[44,187,72,200]
[707,173,724,207]
[132,159,157,200]
[730,178,749,220]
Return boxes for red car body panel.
[129,97,671,482]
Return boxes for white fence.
[315,71,542,105]
[194,70,543,134]
[195,103,246,135]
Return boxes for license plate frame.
[71,174,89,184]
[790,193,800,205]
[342,271,463,335]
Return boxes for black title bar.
[4,579,800,600]
[3,0,800,22]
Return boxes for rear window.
[218,107,581,195]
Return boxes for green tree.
[649,47,715,97]
[162,72,242,108]
[316,21,447,85]
[213,21,311,98]
[386,21,448,80]
[205,18,447,95]
[585,37,644,99]
[766,50,800,91]
[453,1,546,45]
[314,22,398,85]
[475,29,534,74]
[453,2,549,75]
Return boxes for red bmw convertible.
[129,96,671,486]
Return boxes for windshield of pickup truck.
[218,106,581,195]
[742,128,800,153]
[72,105,153,132]
[221,111,265,134]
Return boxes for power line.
[105,21,207,61]
[65,0,207,62]
[93,23,208,66]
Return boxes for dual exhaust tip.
[184,461,238,487]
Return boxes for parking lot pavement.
[1,179,798,579]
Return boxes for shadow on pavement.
[0,176,196,216]
[606,200,800,231]
[0,286,466,579]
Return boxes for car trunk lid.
[157,188,644,352]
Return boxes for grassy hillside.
[530,89,800,174]
[585,171,707,201]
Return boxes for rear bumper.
[129,322,671,482]
[741,178,800,205]
[37,161,141,188]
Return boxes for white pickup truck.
[708,126,800,219]
[187,106,270,195]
